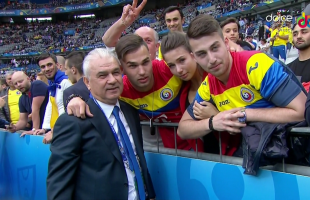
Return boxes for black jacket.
[240,122,289,176]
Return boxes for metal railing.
[141,122,310,177]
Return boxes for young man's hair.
[37,53,57,65]
[0,78,8,86]
[187,14,223,40]
[65,51,85,75]
[261,38,267,43]
[220,17,240,32]
[160,32,191,60]
[163,6,184,19]
[115,34,149,61]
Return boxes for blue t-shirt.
[19,80,49,128]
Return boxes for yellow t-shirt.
[158,44,163,60]
[282,27,293,44]
[271,28,287,47]
[8,89,22,124]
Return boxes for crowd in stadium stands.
[0,0,261,59]
[3,0,97,10]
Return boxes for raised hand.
[121,0,147,27]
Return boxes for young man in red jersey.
[178,14,306,140]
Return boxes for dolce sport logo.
[297,12,310,28]
[265,14,293,22]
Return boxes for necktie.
[112,106,146,200]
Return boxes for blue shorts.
[287,43,292,51]
[272,45,286,60]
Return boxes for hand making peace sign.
[121,0,147,27]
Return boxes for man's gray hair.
[83,48,121,79]
[5,71,15,78]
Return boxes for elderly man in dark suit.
[47,48,156,200]
[63,51,89,109]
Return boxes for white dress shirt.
[97,99,138,200]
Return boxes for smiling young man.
[178,14,306,140]
[220,17,254,51]
[163,6,185,33]
[35,53,72,144]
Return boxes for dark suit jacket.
[47,99,155,200]
[63,78,89,109]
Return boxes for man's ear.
[83,77,91,90]
[71,66,76,74]
[224,37,230,50]
[156,42,160,51]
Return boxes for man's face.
[39,57,58,80]
[222,22,239,43]
[189,33,231,80]
[163,46,197,81]
[57,63,65,72]
[12,75,30,93]
[165,10,184,32]
[121,45,153,92]
[64,60,76,84]
[135,27,159,60]
[5,75,14,88]
[84,56,123,105]
[293,24,310,51]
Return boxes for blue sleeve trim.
[186,93,204,120]
[260,61,288,99]
[270,78,301,107]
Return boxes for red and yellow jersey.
[121,59,197,150]
[188,51,302,117]
[121,59,183,122]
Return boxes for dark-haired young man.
[163,6,185,33]
[288,22,310,83]
[34,53,72,144]
[220,17,254,51]
[178,14,306,140]
[63,51,88,108]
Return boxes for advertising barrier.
[0,0,132,16]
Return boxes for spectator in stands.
[269,23,288,62]
[56,56,65,72]
[63,51,88,109]
[163,6,185,33]
[288,22,310,85]
[178,15,306,141]
[47,48,155,200]
[245,35,257,49]
[8,72,49,136]
[0,72,22,126]
[0,78,10,125]
[220,17,254,51]
[258,39,270,53]
[34,53,72,144]
[284,21,293,54]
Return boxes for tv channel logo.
[297,12,310,28]
[266,14,293,22]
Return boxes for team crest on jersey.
[240,88,254,102]
[160,88,173,101]
[16,91,21,95]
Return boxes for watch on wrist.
[238,109,247,123]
